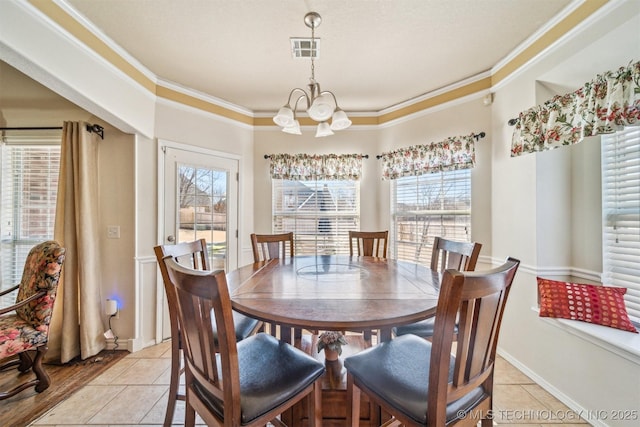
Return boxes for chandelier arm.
[292,93,311,112]
[319,90,340,108]
[286,88,310,106]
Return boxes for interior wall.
[378,98,493,260]
[1,0,165,351]
[490,2,640,424]
[570,137,602,271]
[532,80,603,274]
[133,132,158,351]
[97,120,136,345]
[154,101,255,266]
[0,0,156,137]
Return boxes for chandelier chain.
[310,23,315,82]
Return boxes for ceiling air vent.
[290,38,320,59]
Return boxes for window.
[602,126,640,322]
[0,139,60,306]
[391,169,471,263]
[272,179,359,255]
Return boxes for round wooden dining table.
[227,254,442,341]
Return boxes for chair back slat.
[349,230,388,258]
[251,232,294,262]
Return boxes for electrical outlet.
[107,225,120,239]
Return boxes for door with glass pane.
[161,146,238,339]
[163,147,238,270]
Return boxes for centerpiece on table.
[317,330,348,361]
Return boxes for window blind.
[272,179,360,255]
[0,142,60,306]
[391,169,471,264]
[602,126,640,321]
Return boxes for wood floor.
[0,349,127,427]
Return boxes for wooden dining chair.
[154,239,262,427]
[430,236,482,272]
[250,232,297,339]
[162,256,325,427]
[345,258,520,427]
[349,230,388,258]
[251,232,294,262]
[393,236,482,340]
[346,230,388,343]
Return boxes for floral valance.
[268,153,363,181]
[379,133,478,180]
[511,61,640,157]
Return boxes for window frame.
[271,178,360,255]
[0,136,60,305]
[390,169,472,264]
[601,126,640,323]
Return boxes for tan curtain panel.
[511,60,640,157]
[48,121,105,363]
[379,133,478,180]
[268,153,364,181]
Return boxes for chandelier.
[273,12,352,137]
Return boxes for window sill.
[532,307,640,366]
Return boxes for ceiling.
[58,0,573,114]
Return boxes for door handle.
[167,235,175,243]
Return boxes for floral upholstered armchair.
[0,240,66,400]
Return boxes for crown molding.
[156,96,254,131]
[25,0,615,130]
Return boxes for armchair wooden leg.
[0,355,23,373]
[33,346,51,393]
[0,347,50,400]
[18,352,34,372]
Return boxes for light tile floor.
[30,340,590,426]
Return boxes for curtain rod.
[264,154,369,159]
[0,124,105,139]
[375,131,486,159]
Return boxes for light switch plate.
[107,225,120,239]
